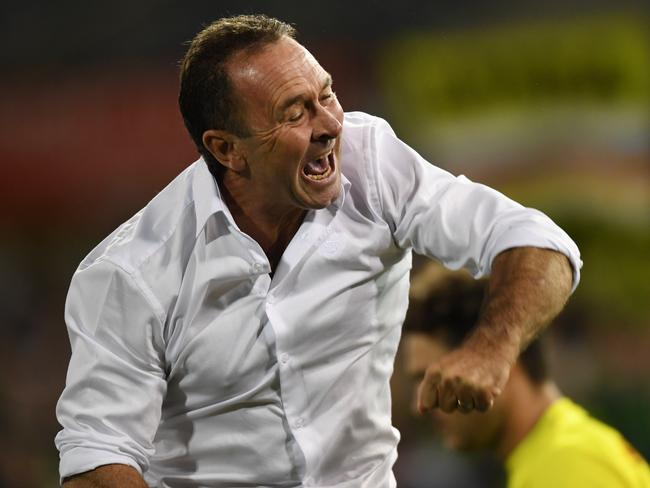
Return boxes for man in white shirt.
[56,14,581,488]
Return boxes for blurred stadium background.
[1,1,648,486]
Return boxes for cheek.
[446,414,473,431]
[281,127,312,155]
[255,125,302,155]
[461,412,502,449]
[258,132,308,176]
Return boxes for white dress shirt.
[56,112,581,487]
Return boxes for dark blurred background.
[1,1,648,487]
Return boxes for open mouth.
[303,151,334,181]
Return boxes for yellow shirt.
[506,398,650,487]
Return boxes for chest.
[162,203,409,408]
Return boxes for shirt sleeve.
[369,117,582,289]
[55,259,167,482]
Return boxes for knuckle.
[424,368,442,383]
[441,377,456,391]
[440,402,455,413]
[476,402,490,412]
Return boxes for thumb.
[417,370,441,414]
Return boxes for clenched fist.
[417,342,513,414]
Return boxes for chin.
[298,182,341,209]
[443,436,474,453]
[303,196,337,210]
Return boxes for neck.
[496,376,561,460]
[220,172,305,270]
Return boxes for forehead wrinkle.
[266,62,328,113]
[230,39,331,133]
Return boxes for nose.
[311,104,342,143]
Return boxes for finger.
[456,390,475,414]
[417,370,441,414]
[438,378,460,413]
[457,400,474,413]
[417,381,439,415]
[474,389,497,412]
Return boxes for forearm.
[416,246,576,413]
[63,464,148,488]
[465,246,574,365]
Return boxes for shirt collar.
[333,172,351,211]
[191,157,352,237]
[191,158,232,237]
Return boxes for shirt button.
[252,262,264,273]
[294,417,305,429]
[267,294,276,304]
[279,353,290,364]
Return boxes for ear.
[202,130,247,172]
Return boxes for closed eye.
[288,110,304,122]
[320,79,336,101]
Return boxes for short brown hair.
[178,14,296,179]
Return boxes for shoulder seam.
[93,257,167,327]
[365,117,385,221]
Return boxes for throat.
[255,211,305,272]
[219,173,306,272]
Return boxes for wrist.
[463,324,520,368]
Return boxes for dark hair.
[404,264,549,385]
[178,14,296,180]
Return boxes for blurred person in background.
[55,14,581,488]
[403,263,650,488]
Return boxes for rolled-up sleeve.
[370,118,582,289]
[55,259,167,481]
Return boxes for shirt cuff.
[59,446,143,485]
[485,228,583,293]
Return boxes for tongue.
[305,158,328,175]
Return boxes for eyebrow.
[279,74,333,113]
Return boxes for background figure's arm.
[63,464,149,487]
[417,247,574,413]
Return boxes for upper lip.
[305,147,334,164]
[319,149,333,160]
[308,139,336,162]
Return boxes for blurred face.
[403,332,506,452]
[227,37,344,212]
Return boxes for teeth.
[305,165,332,180]
[304,151,334,181]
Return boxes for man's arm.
[56,261,166,483]
[417,246,573,413]
[63,464,148,487]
